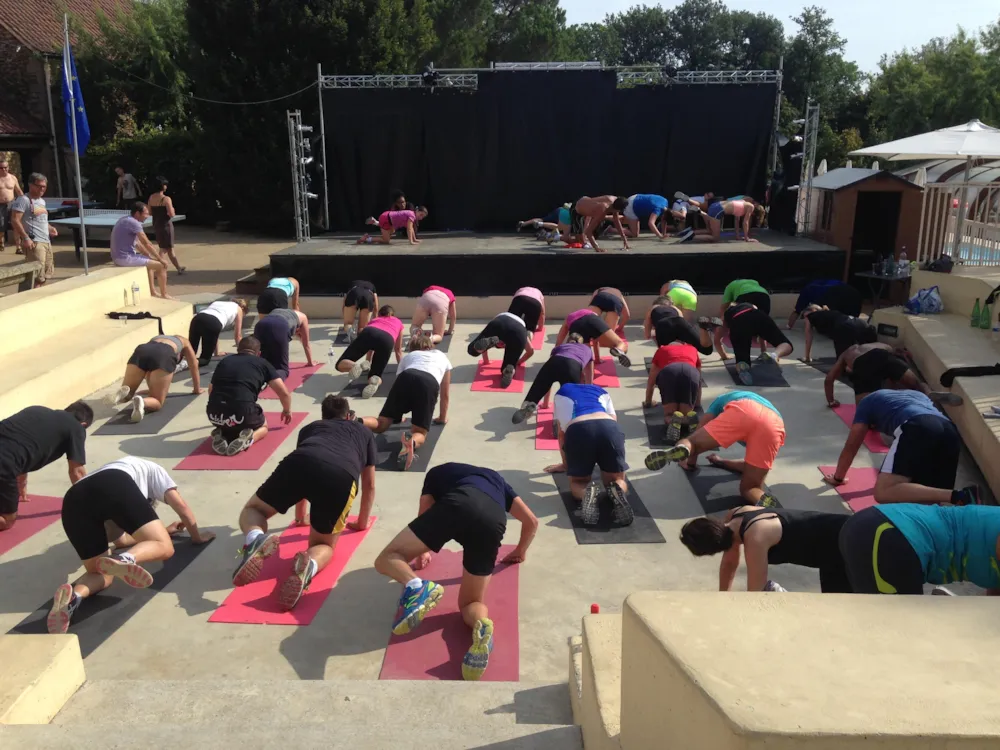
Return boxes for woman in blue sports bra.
[682,197,765,244]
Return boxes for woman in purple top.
[358,206,428,246]
[335,305,405,399]
[512,333,594,424]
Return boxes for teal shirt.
[706,391,780,418]
[722,279,768,303]
[268,277,295,297]
[878,505,1000,588]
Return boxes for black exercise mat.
[94,392,198,436]
[682,461,780,515]
[174,356,224,383]
[800,357,852,387]
[724,360,790,388]
[339,364,398,398]
[642,406,703,447]
[552,473,666,545]
[10,540,209,657]
[375,422,444,473]
[434,333,453,353]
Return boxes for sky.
[561,0,1000,72]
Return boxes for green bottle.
[972,298,981,326]
[981,303,993,330]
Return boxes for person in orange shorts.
[644,390,784,507]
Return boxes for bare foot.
[706,454,724,467]
[544,463,566,474]
[161,294,177,301]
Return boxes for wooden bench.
[0,261,41,294]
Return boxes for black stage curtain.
[323,73,777,232]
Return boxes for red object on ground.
[534,408,559,451]
[818,465,879,512]
[565,243,583,249]
[591,604,600,614]
[0,495,61,557]
[174,412,307,470]
[260,362,323,399]
[471,360,526,393]
[592,359,620,388]
[831,404,889,453]
[209,517,376,625]
[379,546,520,681]
[531,329,544,349]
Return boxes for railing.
[917,182,1000,266]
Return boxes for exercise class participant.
[253,307,314,380]
[207,336,293,456]
[787,279,860,328]
[0,402,91,531]
[544,382,632,527]
[719,301,794,385]
[644,341,703,444]
[188,298,248,367]
[644,296,715,353]
[512,332,594,424]
[232,395,376,610]
[358,206,428,246]
[336,304,404,399]
[661,280,698,319]
[588,287,630,333]
[468,311,535,389]
[342,279,379,343]
[517,204,571,239]
[257,276,300,314]
[839,503,1000,595]
[645,391,784,508]
[822,342,960,408]
[680,507,851,593]
[358,334,452,471]
[556,309,631,368]
[572,195,630,252]
[622,194,670,238]
[47,456,214,634]
[412,284,457,344]
[507,286,546,334]
[716,278,772,364]
[687,197,765,243]
[110,334,201,423]
[823,389,979,506]
[801,304,877,361]
[374,462,538,680]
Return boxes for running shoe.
[736,361,753,386]
[681,410,698,438]
[607,482,634,526]
[644,444,690,470]
[211,428,228,456]
[697,316,723,330]
[500,364,515,388]
[756,351,776,365]
[953,485,981,506]
[675,227,694,241]
[232,533,280,586]
[277,551,316,611]
[473,335,500,354]
[931,585,956,596]
[410,325,422,339]
[226,428,254,456]
[929,391,963,406]
[547,231,561,244]
[108,385,130,406]
[97,552,153,588]
[512,401,538,425]
[609,347,631,368]
[462,618,495,681]
[175,359,189,372]
[361,375,382,399]
[757,492,780,508]
[398,431,415,471]
[763,580,787,592]
[47,583,81,635]
[665,412,684,445]
[345,325,357,344]
[365,216,377,226]
[348,359,367,381]
[392,580,444,635]
[674,191,691,202]
[580,482,601,526]
[129,395,145,423]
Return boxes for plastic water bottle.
[131,281,140,306]
[899,248,908,276]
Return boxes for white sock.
[307,559,318,578]
[246,529,264,546]
[405,578,423,590]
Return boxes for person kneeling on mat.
[341,279,379,344]
[644,296,717,352]
[232,395,375,611]
[556,309,630,368]
[358,206,428,246]
[681,506,851,593]
[839,503,1000,595]
[257,276,300,314]
[207,336,292,456]
[374,462,538,681]
[646,391,784,508]
[659,280,698,321]
[468,310,535,389]
[588,287,630,337]
[572,195,630,252]
[0,402,92,532]
[788,280,859,329]
[544,383,632,526]
[188,298,249,368]
[508,286,546,336]
[358,334,452,471]
[47,456,214,634]
[336,305,404,399]
[824,342,961,409]
[512,333,593,424]
[644,341,703,444]
[823,389,979,506]
[718,302,793,386]
[801,304,876,361]
[110,334,201,423]
[412,284,457,344]
[253,307,314,380]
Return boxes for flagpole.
[64,14,88,274]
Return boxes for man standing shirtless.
[572,195,630,252]
[0,159,23,252]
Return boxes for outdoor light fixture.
[301,156,314,166]
[298,125,313,133]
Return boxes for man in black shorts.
[0,402,92,531]
[717,302,793,385]
[207,336,293,456]
[342,279,379,343]
[374,462,538,681]
[253,307,314,380]
[232,395,376,611]
[468,312,536,388]
[823,342,962,408]
[47,455,214,634]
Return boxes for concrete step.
[576,614,622,750]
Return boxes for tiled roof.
[0,0,128,53]
[0,99,48,137]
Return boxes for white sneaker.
[108,385,130,406]
[361,375,382,399]
[175,359,189,372]
[763,580,787,592]
[345,325,356,344]
[348,360,366,380]
[360,360,371,373]
[129,395,145,423]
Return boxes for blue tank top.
[878,505,1000,588]
[268,277,295,297]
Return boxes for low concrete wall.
[579,615,622,750]
[0,635,85,725]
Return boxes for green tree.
[486,0,569,62]
[665,0,730,69]
[603,5,673,66]
[783,6,862,113]
[562,22,620,64]
[723,10,785,70]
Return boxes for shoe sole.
[277,551,311,611]
[500,368,515,388]
[129,398,144,423]
[108,386,130,406]
[212,437,229,455]
[608,485,634,526]
[361,378,381,399]
[665,420,682,445]
[233,534,280,587]
[47,583,74,635]
[644,446,689,470]
[392,584,444,635]
[97,557,154,588]
[580,486,601,525]
[512,405,536,425]
[757,494,780,508]
[348,362,365,380]
[226,431,253,456]
[474,336,500,353]
[462,619,495,681]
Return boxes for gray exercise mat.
[174,357,223,383]
[375,422,444,473]
[339,364,398,398]
[800,357,852,387]
[94,392,198,436]
[724,360,790,388]
[552,473,665,545]
[642,405,702,447]
[682,461,780,515]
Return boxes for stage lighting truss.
[616,68,781,87]
[321,73,479,89]
[287,110,314,243]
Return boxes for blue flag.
[61,39,90,153]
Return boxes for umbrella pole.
[952,157,972,257]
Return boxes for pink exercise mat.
[174,412,307,470]
[260,363,323,398]
[592,359,620,388]
[534,408,559,451]
[818,465,879,512]
[831,404,890,453]
[471,360,525,393]
[0,495,62,557]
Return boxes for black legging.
[727,307,791,364]
[469,317,528,371]
[838,507,925,594]
[525,355,584,405]
[655,317,713,354]
[655,362,700,405]
[336,326,395,378]
[188,313,224,365]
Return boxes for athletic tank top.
[367,315,403,341]
[734,508,846,569]
[152,335,184,362]
[268,277,295,297]
[271,308,299,338]
[201,300,240,329]
[566,309,596,327]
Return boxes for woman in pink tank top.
[412,285,457,344]
[334,304,405,398]
[357,206,428,246]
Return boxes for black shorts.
[851,349,909,396]
[656,362,700,405]
[344,285,375,310]
[839,507,925,595]
[128,342,178,374]
[726,306,790,362]
[568,314,610,343]
[508,295,543,332]
[736,290,771,315]
[821,284,863,317]
[379,369,440,430]
[832,319,877,357]
[408,485,507,577]
[590,290,623,314]
[62,469,159,560]
[256,450,358,535]
[257,287,289,315]
[570,203,585,234]
[0,473,18,515]
[882,414,960,489]
[563,419,629,478]
[337,326,395,378]
[207,398,266,440]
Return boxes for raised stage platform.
[270,230,872,297]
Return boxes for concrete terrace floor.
[0,317,989,683]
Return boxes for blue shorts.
[708,202,725,220]
[564,419,629,478]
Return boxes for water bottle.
[899,248,908,276]
[131,281,140,306]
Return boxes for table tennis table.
[49,208,186,260]
[41,198,101,220]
